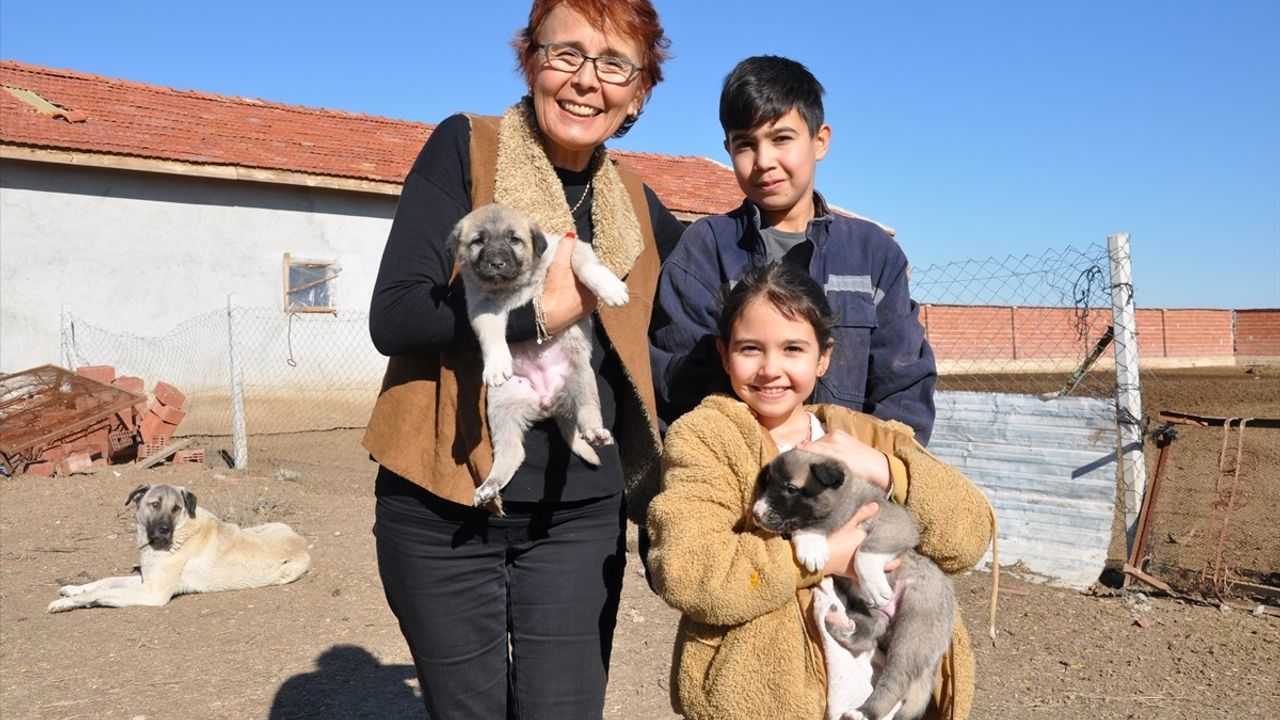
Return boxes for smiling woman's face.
[530,5,644,171]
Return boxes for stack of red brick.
[136,377,205,465]
[22,366,201,476]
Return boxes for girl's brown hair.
[717,263,836,349]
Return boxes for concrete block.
[173,449,206,465]
[75,365,116,384]
[152,381,187,409]
[24,461,56,477]
[112,376,145,394]
[140,412,178,443]
[139,437,167,459]
[39,445,69,465]
[148,402,187,426]
[57,451,96,476]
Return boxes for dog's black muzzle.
[147,522,174,548]
[474,247,521,284]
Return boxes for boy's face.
[724,108,830,232]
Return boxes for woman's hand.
[822,501,902,578]
[798,430,891,492]
[539,233,596,334]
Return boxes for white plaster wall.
[0,160,397,372]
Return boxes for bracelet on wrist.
[533,297,552,345]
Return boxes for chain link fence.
[911,239,1142,400]
[62,304,382,456]
[60,237,1147,456]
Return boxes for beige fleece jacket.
[647,395,995,720]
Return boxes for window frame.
[282,252,341,314]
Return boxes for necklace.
[569,178,593,216]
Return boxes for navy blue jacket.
[649,193,937,444]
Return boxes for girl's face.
[718,297,831,433]
[531,5,645,171]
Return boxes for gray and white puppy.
[753,449,955,720]
[448,203,629,512]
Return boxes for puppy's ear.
[126,484,150,506]
[181,489,198,518]
[532,228,549,258]
[810,459,847,489]
[754,464,772,493]
[446,215,470,267]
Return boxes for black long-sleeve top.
[370,113,686,503]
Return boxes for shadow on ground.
[269,644,422,719]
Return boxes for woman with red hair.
[364,1,679,717]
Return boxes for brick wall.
[921,305,1278,366]
[1236,309,1280,358]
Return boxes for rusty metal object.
[0,364,144,474]
[1158,409,1280,429]
[1152,410,1278,602]
[1204,418,1251,595]
[1125,423,1177,587]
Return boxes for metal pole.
[227,294,248,469]
[1108,233,1146,545]
[60,303,72,369]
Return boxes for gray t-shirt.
[760,226,811,267]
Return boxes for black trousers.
[374,469,626,720]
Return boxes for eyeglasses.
[537,43,643,85]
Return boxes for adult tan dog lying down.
[47,484,311,613]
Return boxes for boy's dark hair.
[717,262,835,348]
[719,55,825,137]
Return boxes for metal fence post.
[1108,233,1146,543]
[60,304,72,369]
[226,295,249,469]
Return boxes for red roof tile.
[0,60,741,216]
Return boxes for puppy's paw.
[473,478,504,509]
[582,428,614,447]
[855,552,897,607]
[840,711,868,720]
[824,607,853,630]
[47,598,77,613]
[792,534,830,573]
[825,621,858,652]
[594,277,629,308]
[59,584,86,597]
[482,352,514,387]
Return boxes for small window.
[283,253,340,313]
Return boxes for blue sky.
[2,1,1277,309]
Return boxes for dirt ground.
[2,367,1277,719]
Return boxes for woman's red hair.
[513,0,671,132]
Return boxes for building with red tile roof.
[0,59,741,221]
[0,59,753,373]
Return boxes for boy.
[650,55,938,444]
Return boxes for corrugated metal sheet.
[930,391,1118,589]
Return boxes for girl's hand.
[822,501,902,578]
[798,430,891,492]
[539,233,595,334]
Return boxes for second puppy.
[449,203,629,513]
[753,448,956,720]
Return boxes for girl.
[646,263,995,720]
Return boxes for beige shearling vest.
[363,109,663,522]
